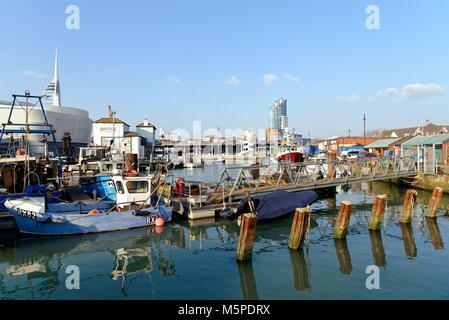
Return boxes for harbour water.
[1,164,449,300]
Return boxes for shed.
[364,138,401,156]
[401,134,449,171]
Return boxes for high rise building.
[269,98,288,130]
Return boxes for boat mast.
[24,90,30,187]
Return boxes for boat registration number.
[146,215,161,225]
[17,208,37,220]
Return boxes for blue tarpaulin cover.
[237,189,319,221]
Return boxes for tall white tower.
[43,49,61,106]
[53,49,61,106]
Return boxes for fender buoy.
[89,209,100,215]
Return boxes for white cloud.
[376,83,444,101]
[283,73,300,82]
[22,70,47,79]
[224,75,240,86]
[167,75,182,84]
[338,94,362,103]
[263,74,279,84]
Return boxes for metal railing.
[214,156,418,202]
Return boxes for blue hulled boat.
[5,175,172,235]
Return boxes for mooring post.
[236,213,257,262]
[400,189,418,224]
[425,187,444,218]
[333,201,353,239]
[369,194,387,231]
[328,151,337,179]
[288,207,311,250]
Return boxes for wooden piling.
[400,189,418,224]
[328,151,337,179]
[236,213,257,262]
[333,201,353,239]
[369,194,387,231]
[425,187,444,218]
[288,207,311,250]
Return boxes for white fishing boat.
[5,175,173,236]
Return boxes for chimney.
[144,118,149,126]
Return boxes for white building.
[241,129,257,155]
[122,131,145,158]
[92,117,147,160]
[93,117,130,147]
[136,119,156,147]
[0,50,92,153]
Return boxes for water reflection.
[369,231,386,267]
[289,250,311,292]
[333,239,352,275]
[400,223,417,258]
[1,180,449,299]
[0,227,178,299]
[426,218,444,250]
[237,261,259,300]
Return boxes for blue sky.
[0,0,448,138]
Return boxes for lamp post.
[363,114,367,145]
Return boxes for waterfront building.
[364,136,413,157]
[363,138,402,156]
[136,119,157,148]
[93,117,130,147]
[370,123,449,138]
[241,130,257,156]
[322,136,377,156]
[93,117,147,160]
[0,50,93,153]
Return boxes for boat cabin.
[111,176,153,207]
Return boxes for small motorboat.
[5,175,173,235]
[213,158,226,164]
[184,160,205,169]
[227,189,318,222]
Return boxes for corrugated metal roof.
[364,138,400,149]
[402,134,449,147]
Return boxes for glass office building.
[269,98,288,130]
